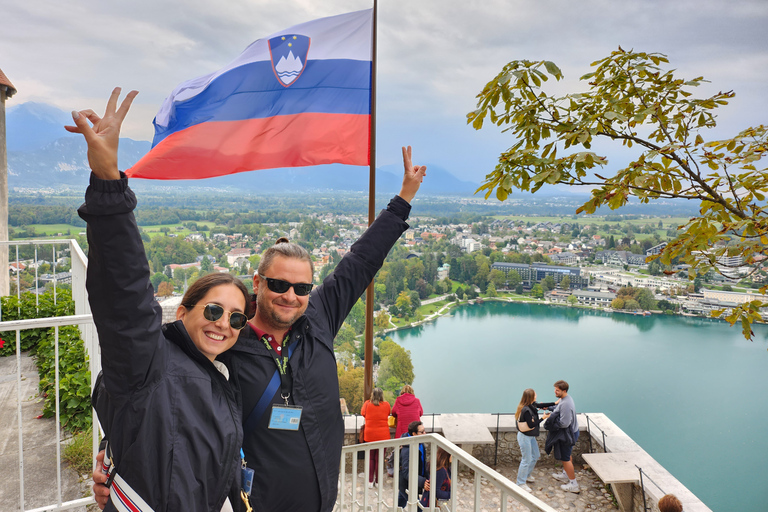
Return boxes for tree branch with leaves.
[468,47,767,339]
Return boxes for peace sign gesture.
[65,87,139,180]
[399,145,427,203]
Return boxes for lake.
[390,301,768,512]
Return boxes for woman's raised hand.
[65,87,138,180]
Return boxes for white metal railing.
[336,433,557,512]
[0,239,99,511]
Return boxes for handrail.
[636,465,666,512]
[491,412,516,465]
[584,414,607,453]
[337,433,557,512]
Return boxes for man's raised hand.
[399,145,427,203]
[65,87,138,180]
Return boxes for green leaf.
[544,61,562,78]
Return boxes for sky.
[2,0,767,183]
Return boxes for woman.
[391,384,423,439]
[420,447,452,507]
[515,388,548,492]
[360,387,392,486]
[70,88,251,511]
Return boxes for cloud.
[3,0,766,181]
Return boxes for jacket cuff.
[388,195,412,221]
[80,171,137,216]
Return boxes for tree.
[345,299,366,334]
[393,291,412,318]
[635,288,657,311]
[611,298,625,309]
[489,269,506,290]
[567,294,578,306]
[469,48,768,339]
[507,270,522,289]
[531,283,544,299]
[337,363,365,414]
[334,322,356,349]
[486,282,497,297]
[374,311,391,331]
[377,339,414,394]
[541,275,555,292]
[560,275,571,291]
[157,281,174,297]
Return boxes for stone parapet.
[343,412,710,512]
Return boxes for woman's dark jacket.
[222,195,412,512]
[80,175,243,512]
[420,467,451,506]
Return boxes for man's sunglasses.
[198,303,248,330]
[260,275,314,296]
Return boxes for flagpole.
[363,0,378,402]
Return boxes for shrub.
[0,291,75,356]
[36,326,91,433]
[0,290,91,433]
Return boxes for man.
[94,145,427,511]
[398,420,428,508]
[543,379,580,493]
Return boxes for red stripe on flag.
[127,113,370,180]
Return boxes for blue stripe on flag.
[153,59,371,147]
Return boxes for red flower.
[0,338,4,349]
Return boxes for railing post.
[638,466,649,512]
[494,413,500,466]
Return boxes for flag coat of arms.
[127,9,373,180]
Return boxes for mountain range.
[4,102,483,196]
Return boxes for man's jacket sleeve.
[310,195,410,345]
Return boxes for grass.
[62,428,94,475]
[23,224,83,237]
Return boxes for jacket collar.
[162,320,217,368]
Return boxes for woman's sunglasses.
[198,303,248,330]
[260,275,314,296]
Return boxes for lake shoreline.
[380,295,732,337]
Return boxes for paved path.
[0,352,92,511]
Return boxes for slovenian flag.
[127,9,373,180]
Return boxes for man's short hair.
[554,380,569,392]
[257,237,314,277]
[407,421,423,435]
[658,494,683,512]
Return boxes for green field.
[23,224,84,237]
[139,222,218,239]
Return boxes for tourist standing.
[515,388,545,492]
[391,384,423,439]
[361,388,392,486]
[543,379,580,493]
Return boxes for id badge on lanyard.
[268,404,303,430]
[262,333,303,430]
